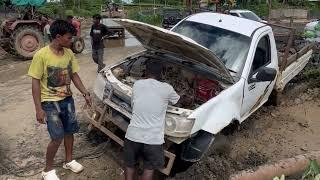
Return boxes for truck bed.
[276,48,313,91]
[101,19,125,38]
[267,23,314,91]
[101,18,123,28]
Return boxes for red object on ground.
[196,79,220,102]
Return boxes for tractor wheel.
[13,26,44,59]
[71,37,85,54]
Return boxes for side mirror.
[250,67,277,83]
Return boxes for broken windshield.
[172,20,251,76]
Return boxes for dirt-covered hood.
[117,19,234,83]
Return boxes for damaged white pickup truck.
[85,13,314,175]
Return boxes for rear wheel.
[13,26,44,59]
[72,37,85,54]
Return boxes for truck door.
[240,32,277,119]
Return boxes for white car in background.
[229,9,267,23]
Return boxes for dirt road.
[0,39,319,180]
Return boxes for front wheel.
[71,37,85,54]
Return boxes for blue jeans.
[42,96,79,140]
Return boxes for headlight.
[165,115,195,137]
[93,73,108,100]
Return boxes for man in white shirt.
[124,62,180,180]
[42,16,51,43]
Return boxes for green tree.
[113,0,122,3]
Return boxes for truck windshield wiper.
[228,68,237,74]
[181,61,194,65]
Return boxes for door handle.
[249,83,256,91]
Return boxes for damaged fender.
[189,79,244,135]
[180,79,244,161]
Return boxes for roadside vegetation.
[274,160,320,180]
[1,0,319,24]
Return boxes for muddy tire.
[169,144,194,176]
[72,37,85,54]
[13,26,44,59]
[206,134,231,156]
[267,90,282,106]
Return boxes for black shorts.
[124,138,165,170]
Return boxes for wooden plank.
[103,99,132,119]
[285,54,298,68]
[111,115,128,132]
[90,117,125,146]
[160,151,176,175]
[280,28,295,72]
[85,106,176,175]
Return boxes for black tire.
[72,37,85,54]
[170,133,230,176]
[12,26,44,59]
[169,144,194,176]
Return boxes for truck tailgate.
[276,49,313,91]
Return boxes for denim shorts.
[42,96,79,140]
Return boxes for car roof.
[185,12,265,37]
[229,9,254,13]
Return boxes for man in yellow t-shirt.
[28,20,92,180]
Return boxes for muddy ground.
[0,33,319,180]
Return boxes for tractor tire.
[12,26,44,59]
[71,37,85,54]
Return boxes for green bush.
[61,8,93,18]
[37,0,103,18]
[65,9,74,16]
[37,3,65,18]
[315,23,320,31]
[303,67,320,88]
[236,0,281,18]
[127,8,163,26]
[304,68,320,80]
[71,8,93,17]
[303,160,320,180]
[302,30,317,38]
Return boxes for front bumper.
[93,71,194,143]
[84,97,176,175]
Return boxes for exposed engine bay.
[111,55,225,110]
